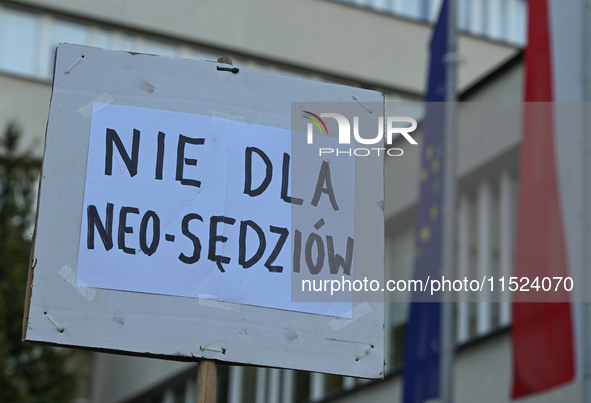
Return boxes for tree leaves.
[0,122,77,403]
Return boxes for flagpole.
[441,0,458,402]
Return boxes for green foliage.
[0,122,77,403]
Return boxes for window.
[141,39,179,57]
[0,8,39,76]
[456,170,515,342]
[91,28,112,49]
[332,0,526,46]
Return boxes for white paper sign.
[76,103,355,317]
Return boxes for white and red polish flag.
[512,0,585,398]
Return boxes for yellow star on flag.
[420,226,431,242]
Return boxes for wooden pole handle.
[195,359,217,403]
[195,55,231,403]
[217,56,233,65]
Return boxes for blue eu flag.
[402,1,448,402]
